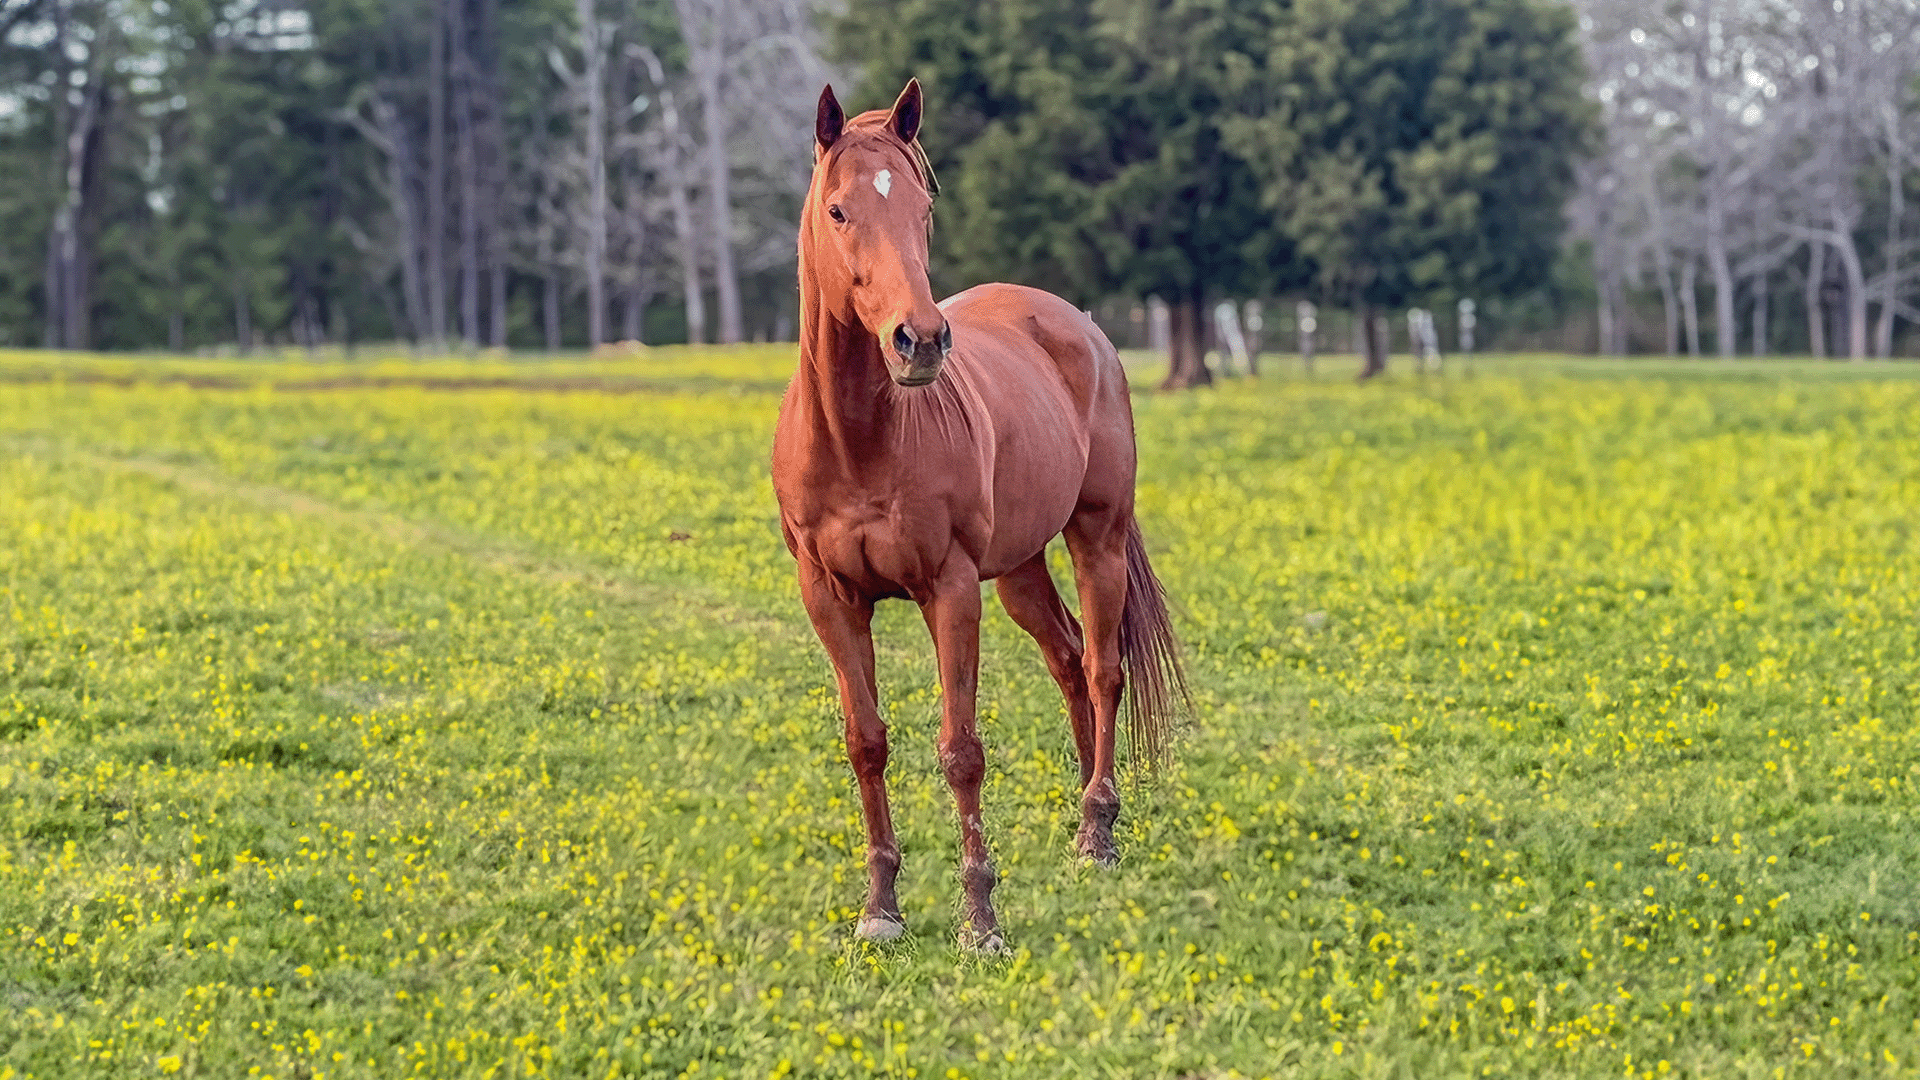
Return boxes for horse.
[771,78,1186,953]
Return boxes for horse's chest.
[789,490,981,598]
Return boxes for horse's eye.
[827,205,846,223]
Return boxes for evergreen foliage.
[841,0,1596,381]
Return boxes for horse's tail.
[1119,518,1188,771]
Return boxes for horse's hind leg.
[995,551,1096,789]
[1063,511,1130,866]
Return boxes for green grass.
[2,347,1918,1078]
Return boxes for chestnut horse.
[771,79,1185,952]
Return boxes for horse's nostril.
[892,325,915,357]
[939,322,953,352]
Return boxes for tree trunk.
[543,273,562,350]
[1878,107,1904,360]
[670,0,741,345]
[290,272,311,351]
[1160,290,1213,389]
[695,60,741,343]
[1832,231,1868,361]
[1806,241,1827,359]
[1707,188,1736,359]
[43,4,72,349]
[621,284,650,342]
[368,95,429,342]
[427,0,450,348]
[1606,274,1627,355]
[1680,258,1700,358]
[1357,302,1387,380]
[233,278,252,354]
[1597,289,1614,357]
[479,0,508,348]
[337,287,355,358]
[665,94,706,345]
[1656,253,1680,356]
[489,266,507,349]
[1645,182,1680,356]
[1164,297,1193,387]
[58,84,106,352]
[450,0,481,349]
[1750,279,1767,357]
[49,31,107,353]
[43,223,64,349]
[577,0,607,348]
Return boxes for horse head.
[806,79,951,387]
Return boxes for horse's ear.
[887,78,923,145]
[816,84,844,156]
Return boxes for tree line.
[28,0,1864,372]
[1,0,827,353]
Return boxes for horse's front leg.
[798,569,903,940]
[921,563,1003,952]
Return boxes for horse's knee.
[847,722,890,780]
[937,733,986,789]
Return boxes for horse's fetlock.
[1081,788,1120,829]
[960,857,997,895]
[868,844,901,876]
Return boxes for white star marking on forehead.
[873,170,892,198]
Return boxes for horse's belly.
[979,418,1085,579]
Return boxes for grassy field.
[2,346,1918,1079]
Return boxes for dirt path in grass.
[0,367,787,395]
[68,451,807,643]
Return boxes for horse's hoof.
[960,927,1010,956]
[856,914,906,941]
[856,915,906,942]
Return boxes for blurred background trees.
[0,0,827,351]
[0,0,1915,359]
[1574,0,1920,359]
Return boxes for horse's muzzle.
[890,321,952,386]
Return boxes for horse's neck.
[795,286,896,476]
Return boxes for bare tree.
[671,0,741,344]
[427,0,449,348]
[631,45,708,345]
[1574,0,1920,358]
[548,0,609,347]
[666,0,828,344]
[450,0,481,348]
[41,1,113,350]
[343,89,431,342]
